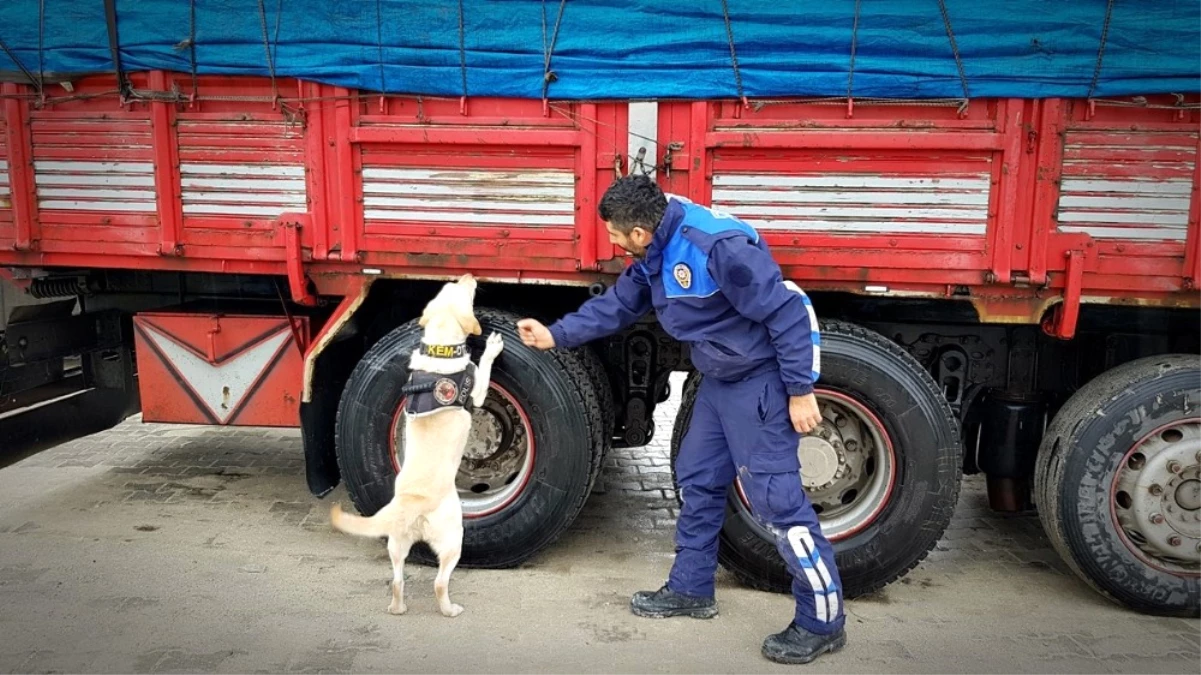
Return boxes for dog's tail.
[329,502,390,539]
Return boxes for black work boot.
[761,622,847,664]
[629,585,718,619]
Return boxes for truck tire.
[572,344,615,490]
[1034,354,1200,617]
[670,320,962,598]
[334,307,599,568]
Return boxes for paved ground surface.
[0,372,1197,674]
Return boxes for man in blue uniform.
[516,175,846,665]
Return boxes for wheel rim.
[390,383,536,519]
[1110,418,1201,576]
[735,389,897,541]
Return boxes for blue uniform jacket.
[548,196,821,396]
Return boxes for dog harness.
[402,343,477,417]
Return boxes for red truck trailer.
[1,3,1198,618]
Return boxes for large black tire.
[670,320,962,599]
[573,344,615,491]
[1034,354,1200,617]
[334,307,601,568]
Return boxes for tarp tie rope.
[256,0,283,109]
[936,0,971,116]
[459,0,468,115]
[720,0,749,109]
[540,0,567,116]
[847,0,861,117]
[104,0,133,104]
[1086,0,1116,118]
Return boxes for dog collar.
[421,342,467,359]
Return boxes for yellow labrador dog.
[331,273,503,617]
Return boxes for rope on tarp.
[256,0,283,106]
[846,0,861,116]
[376,0,388,100]
[1087,0,1116,102]
[936,0,971,114]
[458,0,468,113]
[719,0,748,108]
[541,0,567,113]
[103,0,133,102]
[0,36,41,96]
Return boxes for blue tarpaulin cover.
[0,0,1197,100]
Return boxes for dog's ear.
[418,306,431,327]
[453,305,482,336]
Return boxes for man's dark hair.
[598,174,668,234]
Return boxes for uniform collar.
[642,197,686,276]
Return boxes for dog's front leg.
[471,332,505,407]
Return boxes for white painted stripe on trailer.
[0,159,9,199]
[1059,178,1193,196]
[733,219,988,235]
[1058,225,1188,241]
[1059,195,1192,211]
[183,203,307,217]
[361,196,575,213]
[179,163,308,217]
[180,177,306,192]
[712,173,991,236]
[726,206,989,220]
[35,160,157,212]
[183,191,310,206]
[363,209,575,226]
[38,188,158,200]
[180,164,306,177]
[39,200,157,213]
[1057,210,1189,226]
[712,189,990,206]
[35,173,156,188]
[362,183,576,199]
[712,174,990,190]
[34,161,154,174]
[361,168,575,184]
[362,167,577,227]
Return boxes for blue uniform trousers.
[668,369,846,635]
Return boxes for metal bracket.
[1046,249,1086,339]
[279,213,318,307]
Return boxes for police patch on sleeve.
[673,263,692,289]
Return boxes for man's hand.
[516,319,556,350]
[789,393,822,434]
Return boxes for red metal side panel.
[1046,95,1199,295]
[133,312,308,427]
[26,74,157,257]
[346,97,623,274]
[0,114,12,247]
[678,99,1024,290]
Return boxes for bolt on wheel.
[1111,420,1201,574]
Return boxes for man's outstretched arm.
[518,263,652,350]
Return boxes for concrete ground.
[0,373,1197,674]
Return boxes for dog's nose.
[458,273,476,287]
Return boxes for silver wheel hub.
[393,386,533,517]
[1113,422,1201,570]
[789,394,894,540]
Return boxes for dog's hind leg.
[429,523,465,617]
[386,535,412,615]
